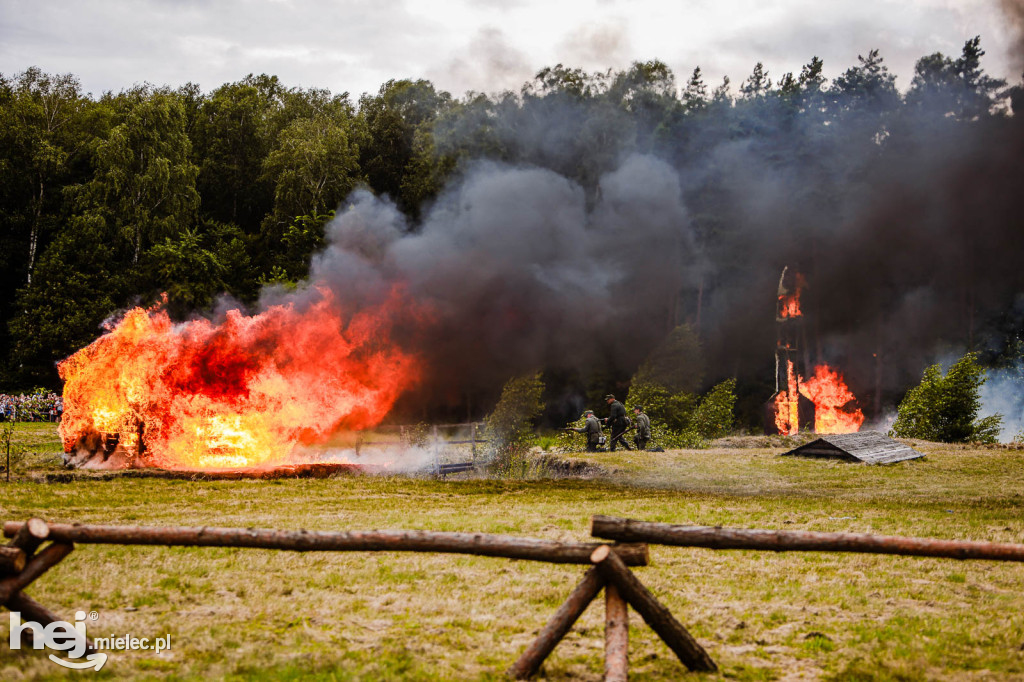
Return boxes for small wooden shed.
[780,431,925,464]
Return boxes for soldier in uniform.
[604,394,633,451]
[631,405,652,451]
[567,409,604,452]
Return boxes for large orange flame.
[799,364,865,434]
[773,359,801,436]
[772,361,864,435]
[58,287,422,469]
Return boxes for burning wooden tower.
[763,267,866,436]
[765,267,814,435]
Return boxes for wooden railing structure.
[357,421,488,475]
[6,515,1024,678]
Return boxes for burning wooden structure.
[764,267,866,436]
[45,462,366,482]
[59,420,486,479]
[56,291,424,471]
[765,267,815,435]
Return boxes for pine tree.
[890,353,1002,443]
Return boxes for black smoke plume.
[267,42,1024,427]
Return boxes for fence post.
[605,582,629,681]
[432,425,440,475]
[5,406,15,483]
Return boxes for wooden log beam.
[507,567,606,679]
[590,545,717,673]
[604,582,629,682]
[3,522,649,566]
[0,546,27,575]
[0,542,74,605]
[8,517,49,557]
[592,515,1024,562]
[7,592,96,653]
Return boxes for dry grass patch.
[1,425,1023,679]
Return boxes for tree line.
[2,37,1022,429]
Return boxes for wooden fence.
[358,421,488,475]
[0,518,715,677]
[6,515,1024,677]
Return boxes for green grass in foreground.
[2,424,1024,680]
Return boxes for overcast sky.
[2,0,1021,100]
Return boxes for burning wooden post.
[765,266,813,435]
[763,268,866,435]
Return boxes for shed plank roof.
[781,431,925,464]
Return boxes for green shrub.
[625,377,736,449]
[554,414,589,452]
[483,372,544,477]
[690,378,737,439]
[626,379,698,433]
[890,352,1002,443]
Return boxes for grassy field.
[2,423,1024,680]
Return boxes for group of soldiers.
[567,394,652,452]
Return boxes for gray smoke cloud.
[980,366,1024,442]
[431,26,533,96]
[1002,0,1024,73]
[301,154,696,414]
[255,34,1024,430]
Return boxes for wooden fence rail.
[1,521,648,566]
[591,515,1024,562]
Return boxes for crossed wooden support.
[0,518,94,653]
[507,544,717,678]
[0,519,716,678]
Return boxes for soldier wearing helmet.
[567,409,605,452]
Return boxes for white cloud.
[0,0,1018,98]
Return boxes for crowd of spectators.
[0,392,63,422]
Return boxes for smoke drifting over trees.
[2,31,1024,428]
[305,156,695,417]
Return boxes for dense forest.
[2,37,1023,428]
